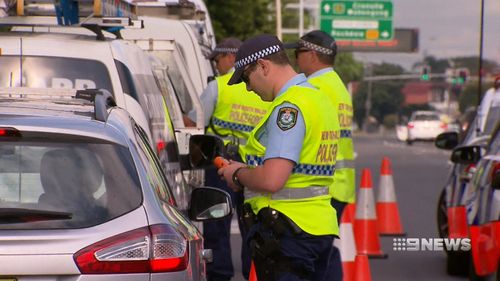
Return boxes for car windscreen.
[0,56,113,94]
[0,140,141,229]
[413,114,440,121]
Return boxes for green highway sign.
[320,0,394,41]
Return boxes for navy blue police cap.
[228,34,284,85]
[208,37,242,60]
[284,30,337,56]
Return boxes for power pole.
[276,0,282,40]
[363,64,373,132]
[298,0,304,36]
[477,0,484,105]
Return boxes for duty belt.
[245,186,329,200]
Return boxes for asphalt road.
[227,131,467,281]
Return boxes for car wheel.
[447,251,469,276]
[437,189,448,239]
[406,139,413,145]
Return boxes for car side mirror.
[188,187,232,221]
[187,135,224,169]
[450,145,481,164]
[435,132,459,150]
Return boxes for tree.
[457,81,496,113]
[204,0,275,41]
[334,52,363,84]
[353,63,405,128]
[413,55,499,76]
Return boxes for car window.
[151,65,182,128]
[0,139,142,230]
[133,125,176,206]
[413,113,440,121]
[115,60,139,102]
[150,50,193,113]
[0,56,113,93]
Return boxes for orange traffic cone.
[352,255,372,281]
[334,203,357,281]
[376,157,405,236]
[249,261,258,281]
[354,168,387,258]
[447,206,469,238]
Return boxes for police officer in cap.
[285,30,355,281]
[185,37,269,281]
[218,34,340,281]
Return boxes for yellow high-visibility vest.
[309,70,356,203]
[206,71,270,145]
[241,85,340,236]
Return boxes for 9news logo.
[393,238,471,252]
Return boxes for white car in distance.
[407,110,447,145]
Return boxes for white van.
[122,1,219,190]
[131,0,216,95]
[0,14,193,209]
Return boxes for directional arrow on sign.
[323,3,331,13]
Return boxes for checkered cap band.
[340,129,352,138]
[299,39,334,55]
[246,155,335,176]
[212,117,255,132]
[213,47,239,54]
[235,45,281,69]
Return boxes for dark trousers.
[247,220,335,281]
[324,198,348,281]
[203,166,251,280]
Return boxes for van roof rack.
[0,87,116,122]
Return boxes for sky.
[306,0,500,70]
[354,0,500,70]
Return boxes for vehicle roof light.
[0,127,22,138]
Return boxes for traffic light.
[456,68,468,84]
[421,65,430,81]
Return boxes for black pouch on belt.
[258,207,303,236]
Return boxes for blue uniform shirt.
[187,80,218,127]
[258,74,314,164]
[308,67,334,79]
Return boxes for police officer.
[285,30,355,281]
[185,37,270,281]
[218,34,340,281]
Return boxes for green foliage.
[383,114,398,128]
[420,55,450,74]
[204,0,275,41]
[399,104,433,119]
[335,53,363,84]
[282,0,312,30]
[458,82,491,113]
[352,63,405,128]
[416,55,499,76]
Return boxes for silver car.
[0,89,230,280]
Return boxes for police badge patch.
[276,107,298,131]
